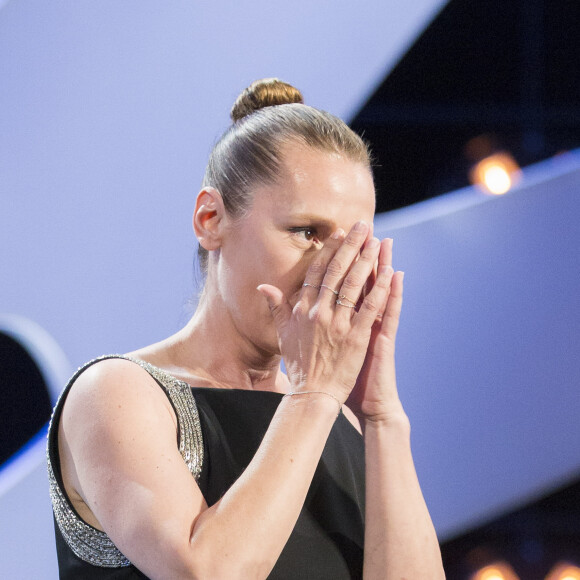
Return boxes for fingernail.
[331,228,345,239]
[379,265,394,275]
[354,220,367,232]
[366,238,379,248]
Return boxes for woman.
[47,78,445,579]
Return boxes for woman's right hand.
[257,221,395,404]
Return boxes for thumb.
[257,284,292,333]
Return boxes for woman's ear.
[193,187,226,251]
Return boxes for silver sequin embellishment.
[47,355,204,568]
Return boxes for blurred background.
[1,0,579,578]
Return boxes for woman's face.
[216,143,376,355]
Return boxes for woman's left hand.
[346,238,407,424]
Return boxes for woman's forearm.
[363,415,445,580]
[187,392,339,579]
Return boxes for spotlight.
[471,561,520,580]
[545,562,580,580]
[469,152,521,195]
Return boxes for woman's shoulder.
[64,350,196,397]
[58,354,203,473]
[56,355,178,439]
[68,354,166,397]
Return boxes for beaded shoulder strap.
[46,354,204,568]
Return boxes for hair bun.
[230,78,304,122]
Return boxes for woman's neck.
[131,289,287,393]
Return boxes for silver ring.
[321,284,339,295]
[302,283,320,289]
[336,299,356,308]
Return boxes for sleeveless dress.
[47,355,366,579]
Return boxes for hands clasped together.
[258,220,405,424]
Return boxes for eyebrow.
[285,214,336,229]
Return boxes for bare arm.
[363,415,445,579]
[348,241,445,579]
[61,221,389,579]
[61,358,340,579]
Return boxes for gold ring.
[337,294,357,306]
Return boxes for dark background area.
[351,0,580,213]
[441,478,580,579]
[0,332,52,465]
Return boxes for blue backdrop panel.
[374,152,580,539]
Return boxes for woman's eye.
[289,227,318,242]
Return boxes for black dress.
[47,356,365,579]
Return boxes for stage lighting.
[545,562,580,580]
[471,561,520,580]
[469,152,521,195]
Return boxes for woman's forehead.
[261,145,375,213]
[252,180,375,230]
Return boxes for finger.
[361,236,389,305]
[301,228,345,301]
[370,238,394,316]
[352,264,395,329]
[378,238,393,270]
[335,237,381,317]
[361,267,376,308]
[257,284,293,335]
[318,221,370,307]
[379,271,404,341]
[365,222,374,246]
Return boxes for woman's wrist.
[283,390,342,416]
[363,410,411,433]
[281,389,343,420]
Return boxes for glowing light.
[472,562,520,580]
[469,152,521,195]
[483,165,511,194]
[481,569,506,580]
[545,563,580,580]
